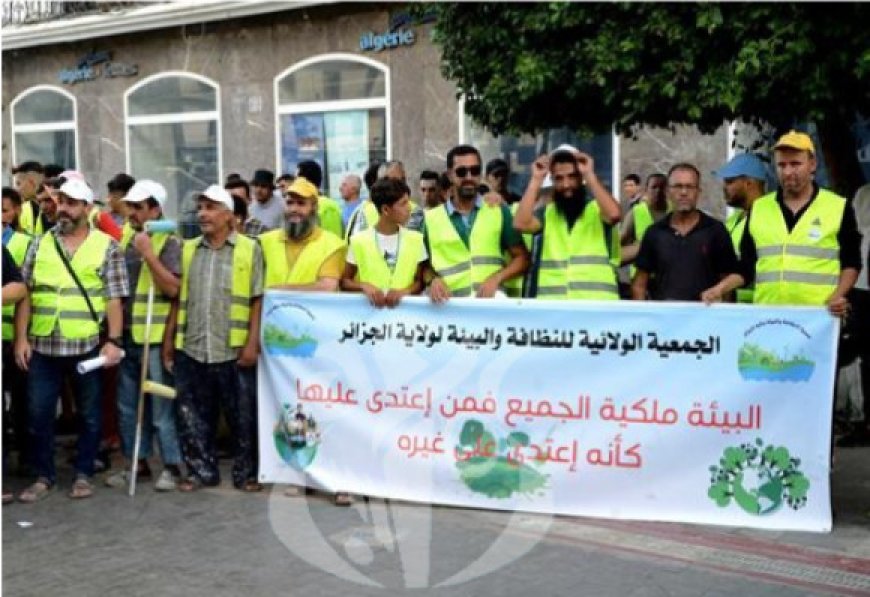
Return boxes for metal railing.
[2,1,150,27]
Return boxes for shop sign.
[359,10,436,52]
[58,50,138,85]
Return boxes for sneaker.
[104,469,130,488]
[154,469,179,492]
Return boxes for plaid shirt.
[21,228,129,357]
[181,232,264,364]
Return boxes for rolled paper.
[143,220,177,234]
[141,380,177,399]
[76,350,125,374]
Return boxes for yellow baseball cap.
[286,177,318,200]
[773,130,815,154]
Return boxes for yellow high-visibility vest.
[175,234,255,349]
[350,227,424,290]
[17,200,38,235]
[750,189,844,306]
[2,231,32,340]
[260,228,345,289]
[120,226,173,344]
[424,203,505,297]
[30,231,113,339]
[503,203,532,298]
[726,209,753,303]
[345,201,380,242]
[536,202,619,300]
[318,196,343,239]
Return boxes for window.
[11,86,78,169]
[461,101,617,197]
[125,72,221,230]
[275,54,389,199]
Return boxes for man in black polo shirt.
[632,163,738,301]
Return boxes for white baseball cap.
[124,180,167,206]
[197,184,234,211]
[551,143,579,155]
[57,179,94,204]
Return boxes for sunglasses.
[454,165,482,178]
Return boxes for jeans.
[117,332,181,465]
[28,348,102,484]
[175,351,258,487]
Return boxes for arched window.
[125,72,221,224]
[275,54,389,198]
[11,86,78,169]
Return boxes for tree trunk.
[817,115,866,200]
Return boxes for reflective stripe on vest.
[345,201,380,242]
[121,228,173,344]
[750,189,845,305]
[537,202,618,300]
[350,227,424,290]
[2,231,32,340]
[260,228,346,289]
[425,203,504,296]
[30,231,112,339]
[175,235,255,349]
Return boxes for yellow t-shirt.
[283,227,346,279]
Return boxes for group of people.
[1,129,866,506]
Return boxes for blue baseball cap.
[713,153,768,181]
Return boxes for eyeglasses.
[454,165,481,178]
[668,183,698,192]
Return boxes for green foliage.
[263,324,314,348]
[423,2,868,137]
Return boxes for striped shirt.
[20,228,129,357]
[181,232,264,364]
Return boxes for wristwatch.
[105,336,123,348]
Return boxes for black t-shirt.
[635,211,739,301]
[2,245,22,287]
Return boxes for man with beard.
[702,131,862,315]
[167,184,264,493]
[103,180,183,491]
[257,177,349,504]
[712,153,767,303]
[14,178,127,502]
[419,170,442,209]
[423,145,528,302]
[632,163,738,301]
[296,161,343,239]
[259,177,345,291]
[514,145,621,300]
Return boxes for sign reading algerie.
[58,50,138,85]
[359,10,436,52]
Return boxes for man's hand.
[483,191,504,207]
[384,289,405,308]
[574,150,595,178]
[361,283,386,308]
[100,341,124,367]
[700,285,725,305]
[14,337,32,371]
[161,341,174,373]
[237,343,258,367]
[475,275,501,299]
[531,154,550,181]
[827,293,850,318]
[132,232,154,258]
[429,277,451,304]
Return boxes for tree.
[420,2,870,196]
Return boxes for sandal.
[18,479,54,504]
[178,476,204,493]
[241,480,263,493]
[334,492,353,507]
[69,477,94,499]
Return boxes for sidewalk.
[3,443,869,596]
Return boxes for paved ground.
[3,442,870,596]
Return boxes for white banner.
[258,292,838,532]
